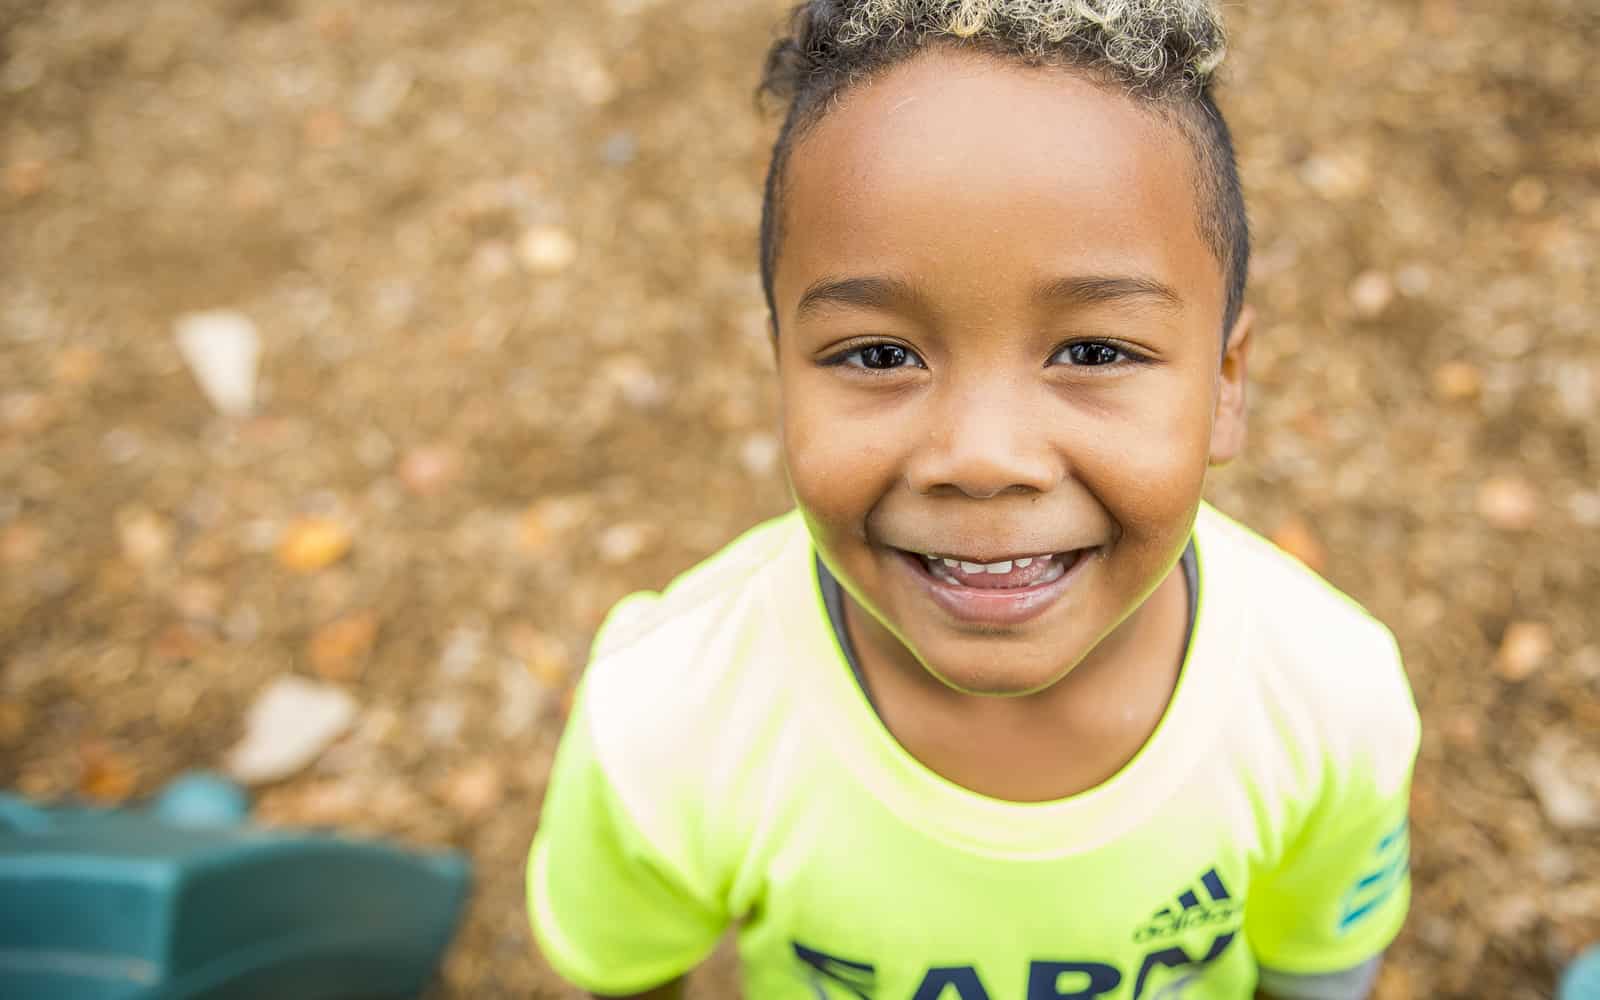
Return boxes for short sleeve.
[527,676,728,994]
[1246,662,1421,975]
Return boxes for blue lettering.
[792,941,876,999]
[911,966,993,1000]
[1132,931,1235,999]
[1027,961,1122,999]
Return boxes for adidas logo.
[1133,868,1242,943]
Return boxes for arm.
[1245,636,1415,1000]
[528,672,727,996]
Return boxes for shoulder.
[1196,504,1419,787]
[576,511,813,821]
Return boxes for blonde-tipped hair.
[757,0,1249,338]
[832,0,1226,85]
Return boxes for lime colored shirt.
[528,504,1419,998]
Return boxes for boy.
[528,2,1420,998]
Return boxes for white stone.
[225,676,357,784]
[174,310,260,416]
[1526,734,1600,831]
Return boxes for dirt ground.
[2,0,1597,997]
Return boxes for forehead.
[776,49,1221,319]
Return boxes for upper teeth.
[932,555,1047,574]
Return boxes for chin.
[926,658,1068,698]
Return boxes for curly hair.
[757,0,1249,337]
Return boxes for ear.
[1208,305,1253,467]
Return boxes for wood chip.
[307,610,381,682]
[1496,622,1552,682]
[1431,360,1483,401]
[1476,475,1539,532]
[277,518,352,572]
[439,758,504,819]
[77,742,139,803]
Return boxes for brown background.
[1,0,1597,997]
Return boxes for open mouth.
[905,549,1090,590]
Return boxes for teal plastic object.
[0,772,471,999]
[1564,947,1600,1000]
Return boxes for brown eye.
[1063,342,1122,366]
[860,344,909,369]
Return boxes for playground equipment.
[0,772,470,999]
[1565,946,1600,1000]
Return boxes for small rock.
[397,445,462,496]
[1525,733,1600,830]
[437,625,485,680]
[740,432,780,477]
[77,742,139,803]
[1486,893,1541,937]
[601,131,638,165]
[1509,176,1548,215]
[1300,153,1370,200]
[439,758,504,819]
[307,569,356,622]
[1348,271,1395,318]
[422,699,466,745]
[597,522,656,564]
[1568,490,1600,527]
[0,520,45,565]
[172,577,225,622]
[4,159,48,199]
[498,660,541,737]
[102,427,144,463]
[351,62,412,127]
[149,623,211,662]
[1270,515,1327,574]
[504,622,569,689]
[303,107,345,147]
[1431,361,1483,401]
[518,495,593,555]
[307,611,380,682]
[224,604,262,644]
[174,310,261,417]
[517,225,577,275]
[1441,712,1480,750]
[1,391,56,433]
[116,507,173,567]
[603,356,666,409]
[570,60,618,106]
[1476,475,1539,532]
[313,8,353,40]
[1395,264,1433,297]
[255,777,361,829]
[276,518,352,572]
[53,346,103,386]
[225,675,359,784]
[469,240,515,281]
[1496,621,1553,682]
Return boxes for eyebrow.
[794,275,920,321]
[793,272,1183,321]
[1036,274,1184,311]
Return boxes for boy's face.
[772,50,1251,696]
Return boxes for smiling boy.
[528,3,1419,999]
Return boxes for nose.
[903,380,1064,499]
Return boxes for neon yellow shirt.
[528,504,1419,998]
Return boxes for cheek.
[779,383,901,530]
[1078,379,1215,536]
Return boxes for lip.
[893,547,1093,627]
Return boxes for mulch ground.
[2,0,1596,997]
